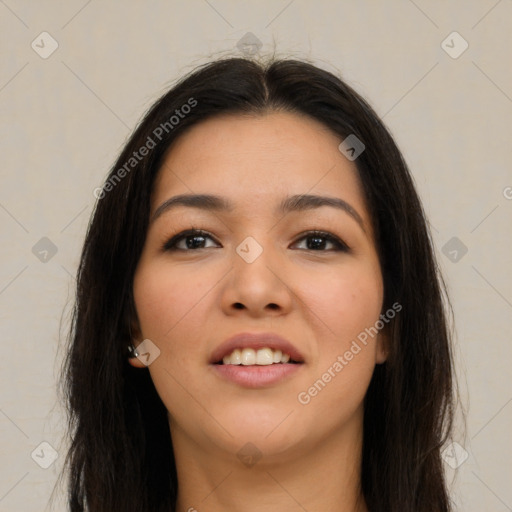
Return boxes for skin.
[130,111,388,512]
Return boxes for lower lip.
[211,363,303,388]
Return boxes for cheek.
[133,262,211,411]
[133,260,210,341]
[293,265,383,423]
[298,261,383,346]
[132,260,219,399]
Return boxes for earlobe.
[128,343,146,368]
[376,329,390,364]
[127,307,146,368]
[376,344,388,364]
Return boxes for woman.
[60,56,456,511]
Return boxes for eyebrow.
[151,193,366,232]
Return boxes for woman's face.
[132,111,387,464]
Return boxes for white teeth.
[256,348,274,365]
[221,347,293,365]
[241,348,256,365]
[230,348,241,365]
[223,349,241,365]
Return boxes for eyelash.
[161,228,350,253]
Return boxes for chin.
[203,407,302,454]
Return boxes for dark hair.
[59,56,455,511]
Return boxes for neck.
[171,416,368,512]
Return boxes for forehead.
[151,111,370,226]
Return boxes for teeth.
[223,349,241,365]
[256,348,273,365]
[241,348,256,365]
[221,347,293,365]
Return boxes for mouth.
[210,333,305,388]
[214,347,302,366]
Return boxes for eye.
[162,229,219,251]
[291,230,349,252]
[162,229,349,252]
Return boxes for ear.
[127,313,146,369]
[128,345,147,368]
[375,323,390,364]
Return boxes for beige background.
[1,1,511,510]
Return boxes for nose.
[220,237,293,317]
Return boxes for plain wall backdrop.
[0,1,511,510]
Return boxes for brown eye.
[291,231,349,252]
[162,229,219,251]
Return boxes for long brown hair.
[60,56,456,511]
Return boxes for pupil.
[308,236,325,250]
[187,235,205,249]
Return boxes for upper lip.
[210,332,305,364]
